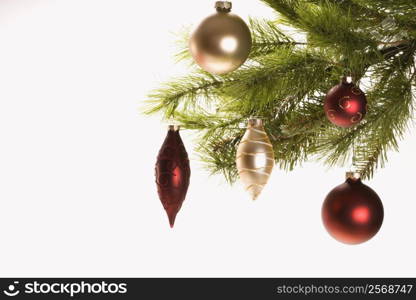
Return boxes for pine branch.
[260,0,300,24]
[297,1,378,51]
[175,18,304,63]
[351,0,416,35]
[219,48,334,112]
[146,0,416,183]
[144,47,336,119]
[143,72,225,118]
[353,71,415,178]
[249,18,305,58]
[198,133,243,184]
[314,56,415,179]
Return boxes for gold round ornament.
[189,1,252,75]
[236,118,275,200]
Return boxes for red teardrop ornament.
[155,125,191,228]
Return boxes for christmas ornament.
[236,118,274,200]
[189,1,252,75]
[324,77,367,128]
[155,125,191,228]
[322,172,384,244]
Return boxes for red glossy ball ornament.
[324,77,367,128]
[155,125,191,228]
[322,173,384,244]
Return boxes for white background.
[0,0,415,277]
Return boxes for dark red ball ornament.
[155,125,191,228]
[324,77,367,128]
[322,173,384,244]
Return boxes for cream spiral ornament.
[236,119,275,200]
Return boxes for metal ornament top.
[215,1,232,12]
[345,171,361,180]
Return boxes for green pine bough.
[144,0,416,183]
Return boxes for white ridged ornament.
[236,118,275,200]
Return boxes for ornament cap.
[339,75,355,85]
[247,118,263,128]
[168,125,180,132]
[215,1,232,12]
[345,171,361,181]
[340,75,355,85]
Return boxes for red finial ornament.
[155,125,191,228]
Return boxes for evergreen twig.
[145,0,416,183]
